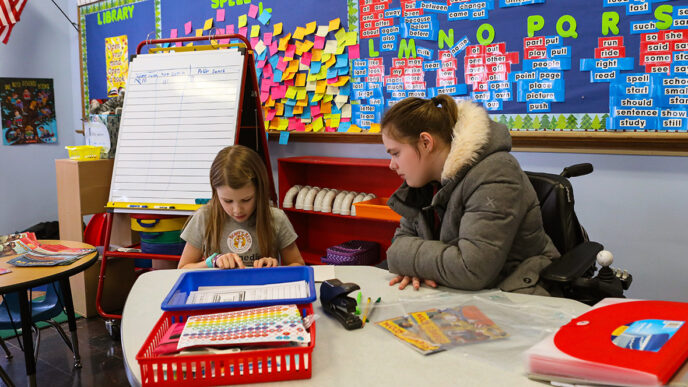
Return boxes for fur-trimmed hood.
[441,101,511,182]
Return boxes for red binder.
[527,298,688,386]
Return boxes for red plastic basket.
[136,304,315,386]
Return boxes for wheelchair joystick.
[596,250,616,282]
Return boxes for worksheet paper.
[185,280,309,304]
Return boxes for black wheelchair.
[527,163,632,305]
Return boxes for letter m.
[398,39,417,58]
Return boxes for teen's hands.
[214,253,246,269]
[254,257,279,268]
[389,275,437,290]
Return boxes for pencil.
[362,297,381,327]
[361,297,372,327]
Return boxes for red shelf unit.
[277,156,403,265]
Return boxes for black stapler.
[320,279,363,330]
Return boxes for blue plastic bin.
[160,266,316,311]
[140,241,185,255]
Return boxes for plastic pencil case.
[136,304,315,386]
[160,266,316,311]
[321,240,380,265]
[141,241,186,256]
[65,145,103,160]
[140,230,183,244]
[131,215,187,232]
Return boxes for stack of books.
[2,234,95,267]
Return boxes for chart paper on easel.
[108,49,245,210]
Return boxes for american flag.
[0,0,27,44]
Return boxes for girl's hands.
[254,257,279,268]
[389,275,437,290]
[214,253,246,269]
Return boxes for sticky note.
[239,27,248,37]
[279,131,289,144]
[258,10,272,25]
[278,118,289,130]
[300,40,314,53]
[264,32,273,45]
[316,25,329,37]
[348,44,360,59]
[273,22,283,35]
[305,21,317,35]
[285,86,297,99]
[348,124,362,133]
[248,4,259,18]
[269,41,278,56]
[196,29,204,37]
[324,40,338,54]
[204,18,213,30]
[342,104,352,118]
[335,28,346,43]
[338,121,351,132]
[170,29,178,38]
[301,51,312,66]
[329,18,340,31]
[314,35,325,50]
[238,14,247,28]
[185,21,192,35]
[293,27,306,40]
[255,40,266,55]
[216,9,225,22]
[279,34,291,50]
[313,116,324,132]
[251,25,260,38]
[311,104,321,117]
[345,31,357,46]
[285,44,296,59]
[312,49,323,62]
[296,88,307,100]
[227,24,235,34]
[295,73,307,86]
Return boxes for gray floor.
[0,317,129,386]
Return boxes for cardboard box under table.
[137,266,317,386]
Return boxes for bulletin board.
[78,0,688,154]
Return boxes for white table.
[121,266,590,386]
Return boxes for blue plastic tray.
[160,266,316,311]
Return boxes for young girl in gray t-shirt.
[178,145,305,269]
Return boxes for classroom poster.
[79,0,688,133]
[105,34,129,97]
[0,78,58,145]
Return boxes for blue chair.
[0,281,76,364]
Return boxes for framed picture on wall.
[0,77,58,146]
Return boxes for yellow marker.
[361,297,372,327]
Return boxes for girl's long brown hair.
[203,145,274,258]
[381,94,458,148]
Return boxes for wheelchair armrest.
[541,241,603,283]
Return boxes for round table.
[0,240,98,387]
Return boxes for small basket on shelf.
[321,240,380,265]
[65,145,104,161]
